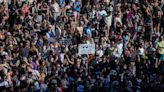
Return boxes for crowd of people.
[0,0,164,92]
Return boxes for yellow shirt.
[157,41,164,54]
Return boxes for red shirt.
[22,5,29,17]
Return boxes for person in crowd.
[0,0,164,92]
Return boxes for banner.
[78,44,95,54]
[59,38,72,46]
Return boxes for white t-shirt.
[105,15,112,27]
[138,47,144,56]
[60,53,65,63]
[117,43,123,55]
[32,70,40,80]
[113,43,123,58]
[96,49,104,57]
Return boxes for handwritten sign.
[78,44,95,55]
[59,38,72,46]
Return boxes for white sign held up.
[78,44,95,55]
